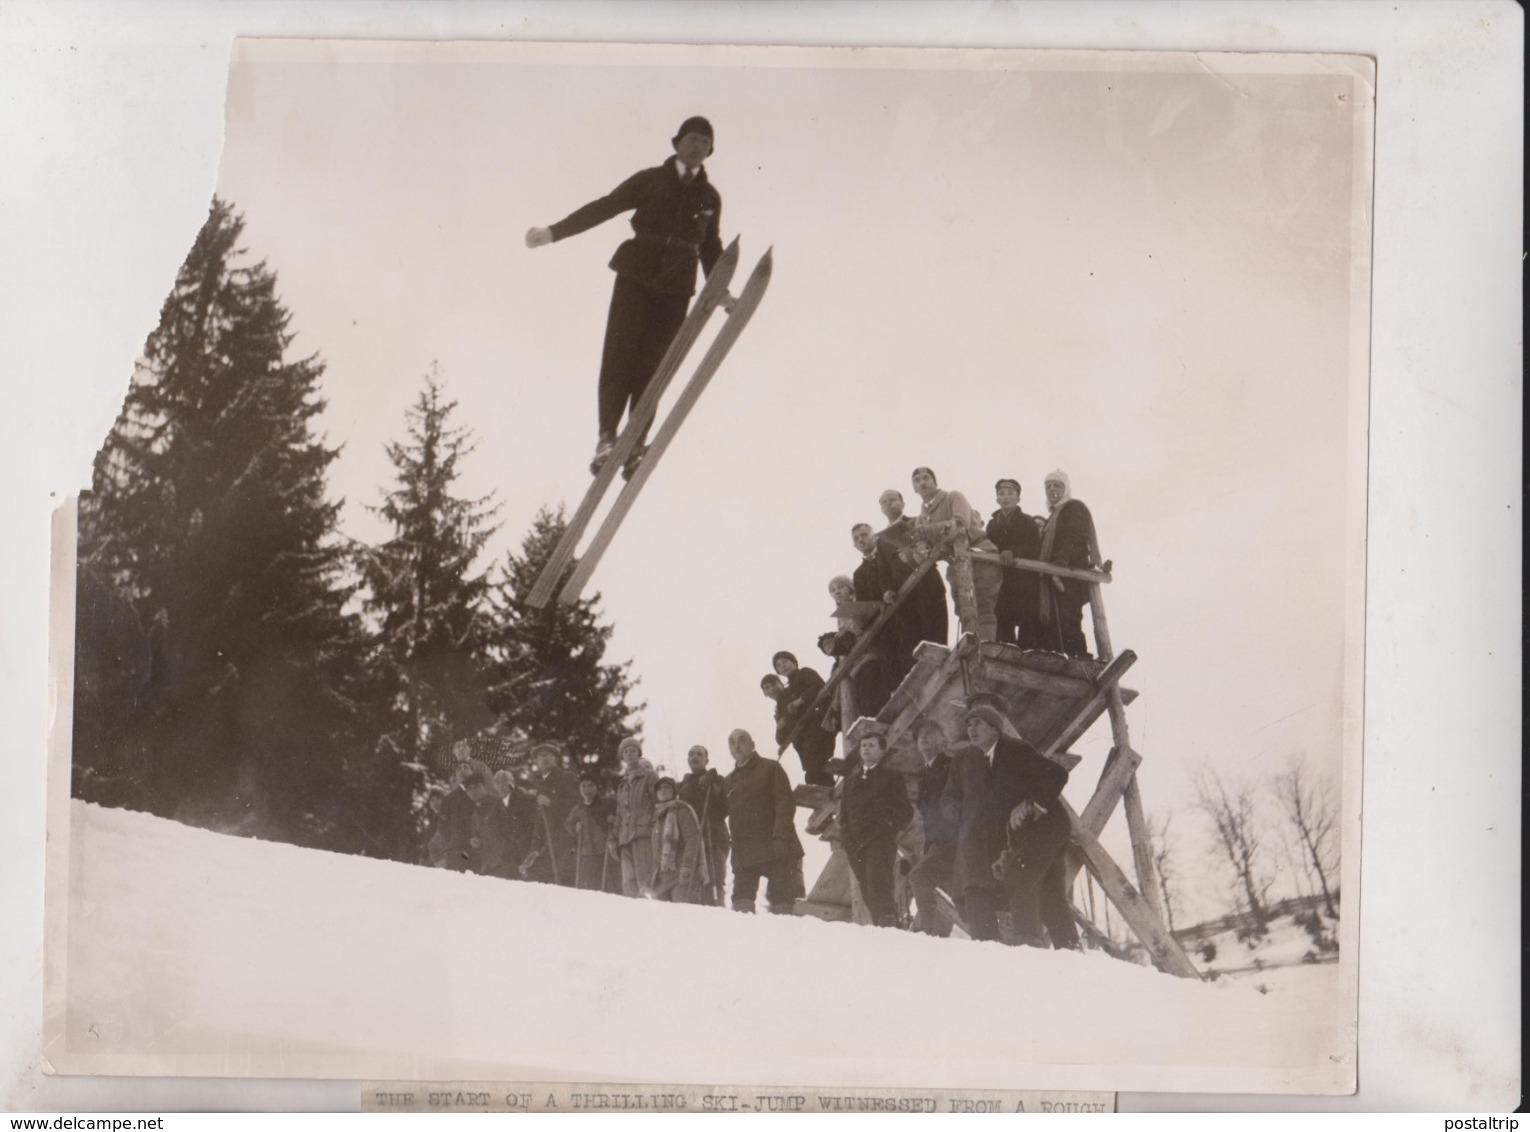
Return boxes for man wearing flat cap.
[987,478,1044,649]
[522,742,581,885]
[942,704,1073,946]
[526,116,727,480]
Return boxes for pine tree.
[484,507,643,787]
[360,367,500,828]
[75,197,366,846]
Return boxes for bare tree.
[1273,757,1340,919]
[1193,766,1275,934]
[1147,810,1181,936]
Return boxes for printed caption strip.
[362,1082,1115,1113]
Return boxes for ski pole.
[540,806,562,884]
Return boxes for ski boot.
[621,444,648,482]
[589,432,615,476]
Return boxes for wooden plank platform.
[872,638,1136,758]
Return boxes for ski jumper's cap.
[995,478,1021,494]
[1044,469,1071,491]
[673,116,714,147]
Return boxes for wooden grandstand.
[780,527,1199,979]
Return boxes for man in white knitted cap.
[1039,469,1100,658]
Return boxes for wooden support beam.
[969,549,1113,586]
[1078,745,1143,836]
[1065,800,1200,979]
[948,529,980,641]
[1096,675,1165,925]
[1087,580,1115,663]
[1121,773,1163,923]
[1041,650,1137,756]
[973,659,1096,699]
[881,635,980,750]
[1068,901,1135,962]
[1063,745,1142,890]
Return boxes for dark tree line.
[73,198,641,862]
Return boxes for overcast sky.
[214,41,1370,920]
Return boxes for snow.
[1182,907,1342,998]
[49,801,1351,1092]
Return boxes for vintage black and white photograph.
[45,40,1372,1092]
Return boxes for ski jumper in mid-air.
[525,116,727,480]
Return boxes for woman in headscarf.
[645,776,709,903]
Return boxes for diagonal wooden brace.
[1042,650,1137,757]
[1064,799,1200,979]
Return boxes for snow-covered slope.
[47,802,1349,1092]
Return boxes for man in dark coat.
[942,705,1073,946]
[427,777,481,872]
[1039,469,1098,659]
[987,478,1045,649]
[877,488,948,650]
[837,728,915,928]
[769,652,835,786]
[526,116,726,478]
[723,728,805,914]
[523,743,582,885]
[564,775,616,891]
[851,522,918,686]
[907,718,958,936]
[678,744,731,906]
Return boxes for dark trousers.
[847,837,901,927]
[997,594,1045,650]
[1040,856,1081,949]
[794,731,836,788]
[699,832,731,906]
[908,843,955,936]
[1047,583,1092,658]
[964,810,1072,947]
[598,274,690,441]
[997,809,1074,945]
[962,885,1007,943]
[731,856,805,914]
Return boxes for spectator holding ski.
[678,745,730,906]
[521,742,581,885]
[525,116,727,480]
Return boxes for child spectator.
[646,776,708,903]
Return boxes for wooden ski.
[557,247,773,606]
[525,238,741,608]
